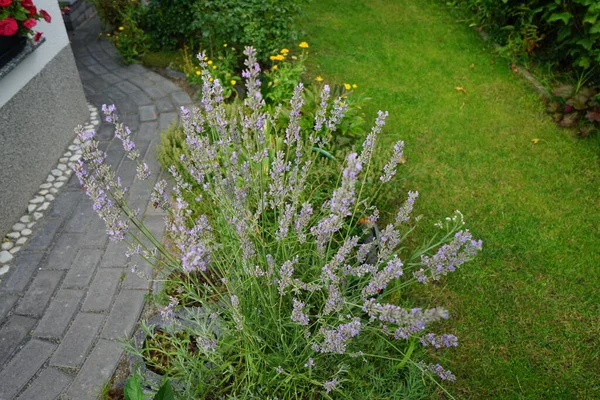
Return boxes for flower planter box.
[0,36,26,70]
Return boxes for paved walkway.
[0,17,191,400]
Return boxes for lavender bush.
[74,47,482,399]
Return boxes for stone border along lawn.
[0,104,100,282]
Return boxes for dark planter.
[0,35,26,70]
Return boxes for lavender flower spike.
[330,152,362,217]
[380,140,405,183]
[395,190,418,225]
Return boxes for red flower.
[26,5,36,16]
[0,0,12,7]
[23,18,36,29]
[33,31,42,41]
[40,9,51,23]
[0,17,18,36]
[20,0,33,6]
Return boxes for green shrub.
[142,0,306,61]
[449,0,600,72]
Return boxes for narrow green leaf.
[590,21,600,34]
[124,376,144,400]
[547,12,574,25]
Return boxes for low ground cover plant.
[74,47,481,398]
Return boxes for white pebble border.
[0,103,100,282]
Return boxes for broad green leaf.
[576,56,591,69]
[590,22,600,34]
[154,380,175,400]
[576,37,594,50]
[583,13,599,25]
[547,12,574,25]
[124,376,144,400]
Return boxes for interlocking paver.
[0,251,45,292]
[0,339,55,400]
[15,367,73,400]
[171,90,193,107]
[25,217,62,251]
[63,339,123,400]
[159,112,178,131]
[51,312,105,368]
[155,96,176,113]
[15,270,63,315]
[139,104,158,122]
[81,268,122,312]
[34,289,85,338]
[42,233,82,269]
[0,315,37,365]
[101,289,146,339]
[0,294,18,319]
[63,249,104,290]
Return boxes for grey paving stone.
[124,63,146,74]
[15,367,73,400]
[0,315,37,365]
[0,294,18,319]
[159,112,178,131]
[42,233,83,269]
[34,289,85,338]
[50,190,81,218]
[137,121,158,140]
[81,216,109,248]
[116,160,138,188]
[63,339,123,400]
[62,249,104,288]
[144,70,164,82]
[15,270,63,316]
[117,80,140,95]
[128,89,153,106]
[155,96,176,113]
[99,240,129,268]
[87,63,109,76]
[130,74,155,90]
[0,251,45,292]
[25,218,62,251]
[95,122,115,141]
[122,260,153,290]
[143,215,166,239]
[63,199,96,233]
[77,55,96,66]
[0,339,55,400]
[101,289,146,339]
[51,312,105,368]
[171,90,192,107]
[127,179,153,201]
[155,78,181,94]
[143,86,166,100]
[99,72,123,85]
[139,105,158,122]
[81,269,122,312]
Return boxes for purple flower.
[291,298,309,325]
[359,110,388,165]
[418,362,456,382]
[380,140,404,183]
[304,358,315,368]
[294,202,313,243]
[361,255,404,297]
[323,378,338,393]
[316,319,361,354]
[314,85,331,132]
[395,191,418,225]
[330,153,362,217]
[420,333,459,348]
[160,296,179,323]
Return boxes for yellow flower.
[273,54,284,61]
[203,56,208,61]
[212,65,217,69]
[106,33,111,37]
[344,83,351,90]
[195,71,201,76]
[118,26,124,31]
[195,66,199,69]
[352,84,358,89]
[280,48,289,54]
[315,76,323,82]
[272,64,278,70]
[223,43,228,47]
[207,60,213,65]
[231,80,236,85]
[209,77,214,82]
[299,41,309,48]
[270,56,276,61]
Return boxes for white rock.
[16,237,27,245]
[46,175,55,182]
[37,202,50,211]
[20,215,31,223]
[0,251,14,263]
[57,164,67,171]
[49,188,58,194]
[30,196,44,204]
[73,138,82,145]
[45,194,55,201]
[40,183,52,189]
[33,212,43,220]
[9,247,20,255]
[26,222,35,229]
[68,145,78,151]
[21,229,32,236]
[6,232,19,239]
[64,170,72,177]
[69,154,82,162]
[0,265,9,276]
[1,242,13,251]
[12,223,25,231]
[39,190,49,195]
[51,169,63,177]
[54,182,65,189]
[57,176,68,182]
[64,151,72,157]
[59,157,68,163]
[27,204,37,213]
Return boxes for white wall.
[0,0,69,108]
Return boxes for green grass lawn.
[300,0,600,398]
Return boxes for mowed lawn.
[300,0,600,398]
